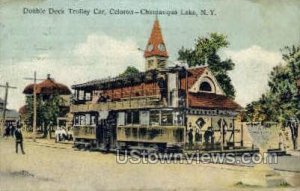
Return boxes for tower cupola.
[144,18,168,70]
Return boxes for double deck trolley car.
[70,19,242,152]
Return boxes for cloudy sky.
[0,0,299,110]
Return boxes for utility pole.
[0,82,17,134]
[24,71,44,142]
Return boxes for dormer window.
[199,82,212,92]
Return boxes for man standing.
[188,128,194,149]
[15,127,25,154]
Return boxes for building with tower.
[70,19,243,152]
[144,18,168,71]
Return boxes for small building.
[0,97,19,127]
[22,74,72,129]
[70,19,243,151]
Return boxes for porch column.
[220,118,224,152]
[232,118,235,149]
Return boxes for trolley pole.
[0,82,17,134]
[33,72,37,142]
[24,71,44,142]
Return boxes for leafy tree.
[243,45,300,149]
[245,45,300,123]
[25,93,62,137]
[178,33,236,98]
[119,66,140,77]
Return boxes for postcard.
[0,0,299,190]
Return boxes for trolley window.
[150,110,160,126]
[173,112,184,126]
[79,115,86,125]
[161,110,173,126]
[140,111,149,125]
[132,111,140,124]
[117,112,125,126]
[74,115,79,125]
[86,114,91,125]
[126,111,140,125]
[91,115,96,125]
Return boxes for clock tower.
[144,18,169,71]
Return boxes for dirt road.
[0,138,299,191]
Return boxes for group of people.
[3,124,16,138]
[187,127,215,150]
[54,127,73,142]
[187,128,203,149]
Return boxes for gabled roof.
[188,92,242,110]
[144,19,168,58]
[23,75,71,95]
[180,66,207,90]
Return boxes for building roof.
[188,92,242,110]
[18,105,27,115]
[297,79,300,88]
[144,19,168,58]
[0,97,4,104]
[23,74,71,95]
[180,67,207,90]
[0,109,19,119]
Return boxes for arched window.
[199,82,212,92]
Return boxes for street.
[0,138,300,191]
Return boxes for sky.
[0,0,299,110]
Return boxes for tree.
[178,33,236,98]
[119,66,140,77]
[25,93,62,137]
[245,45,300,122]
[245,44,300,149]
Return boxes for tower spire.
[144,18,168,70]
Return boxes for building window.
[85,92,92,101]
[78,90,85,100]
[199,82,212,92]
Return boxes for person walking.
[15,127,25,154]
[3,124,10,138]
